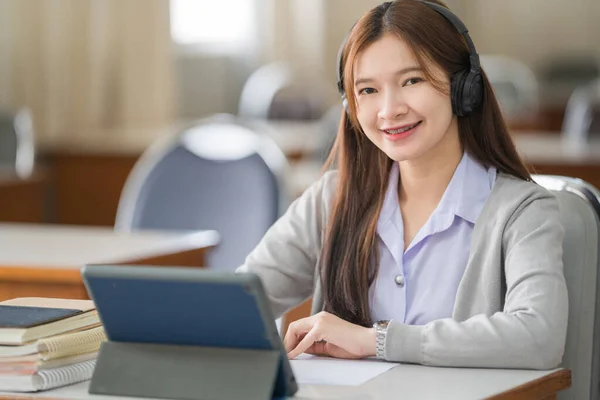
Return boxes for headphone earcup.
[463,72,483,115]
[341,93,349,117]
[451,70,483,117]
[450,70,468,117]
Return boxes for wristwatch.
[373,320,390,360]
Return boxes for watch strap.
[373,320,390,360]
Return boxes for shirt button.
[394,274,405,287]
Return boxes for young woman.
[237,0,567,369]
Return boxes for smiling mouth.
[383,121,422,135]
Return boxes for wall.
[464,0,600,68]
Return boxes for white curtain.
[0,0,175,146]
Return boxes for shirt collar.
[453,152,496,223]
[427,151,495,224]
[377,151,495,234]
[377,162,401,233]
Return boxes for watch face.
[376,320,390,329]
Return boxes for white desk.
[265,125,600,166]
[36,119,326,160]
[287,132,600,197]
[0,365,570,399]
[0,223,219,301]
[0,223,218,269]
[266,126,600,167]
[514,133,600,165]
[37,120,600,166]
[257,120,325,159]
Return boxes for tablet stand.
[89,341,280,400]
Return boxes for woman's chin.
[382,145,421,163]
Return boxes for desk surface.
[39,122,600,202]
[37,120,600,165]
[0,223,219,270]
[38,120,326,161]
[0,223,219,302]
[273,128,600,166]
[514,133,600,165]
[0,365,570,400]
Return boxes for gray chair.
[533,175,600,400]
[561,79,600,143]
[115,114,290,270]
[480,55,539,121]
[238,62,332,121]
[0,108,35,178]
[316,104,342,163]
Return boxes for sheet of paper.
[290,354,397,386]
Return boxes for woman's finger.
[287,328,320,359]
[305,341,327,356]
[283,317,316,352]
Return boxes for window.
[170,0,254,46]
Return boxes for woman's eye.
[358,87,377,95]
[404,77,423,86]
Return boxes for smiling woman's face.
[353,32,458,163]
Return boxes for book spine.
[39,327,107,360]
[36,360,96,391]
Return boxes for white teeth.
[385,122,420,134]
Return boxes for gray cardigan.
[237,171,568,369]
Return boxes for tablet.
[81,264,298,399]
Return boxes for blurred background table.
[0,223,218,301]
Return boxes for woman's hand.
[284,311,376,360]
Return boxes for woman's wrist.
[361,327,377,358]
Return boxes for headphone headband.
[420,1,480,71]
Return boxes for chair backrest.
[238,62,332,121]
[533,175,600,400]
[480,55,539,120]
[267,86,325,120]
[115,114,289,270]
[316,104,343,163]
[540,57,599,89]
[0,108,35,178]
[562,79,600,143]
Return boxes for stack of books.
[0,297,106,392]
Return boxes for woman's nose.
[377,90,408,120]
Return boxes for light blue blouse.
[369,152,497,325]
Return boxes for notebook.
[0,359,96,392]
[0,306,81,328]
[0,326,106,358]
[0,298,100,345]
[0,351,98,374]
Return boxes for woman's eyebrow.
[354,66,423,87]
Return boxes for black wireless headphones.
[336,0,483,117]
